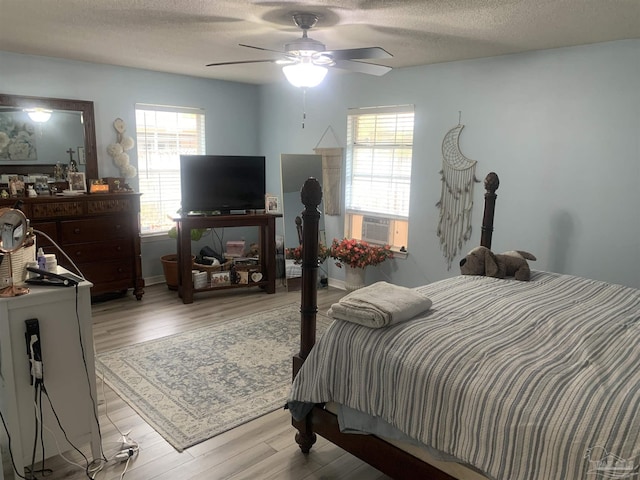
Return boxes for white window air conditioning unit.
[361,217,391,244]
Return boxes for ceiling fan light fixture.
[282,62,328,88]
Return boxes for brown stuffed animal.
[459,246,537,281]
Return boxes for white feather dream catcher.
[436,118,479,269]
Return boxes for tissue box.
[192,270,208,289]
[225,240,245,258]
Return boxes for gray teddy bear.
[459,246,537,281]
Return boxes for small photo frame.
[68,172,87,192]
[34,176,50,196]
[265,194,281,214]
[77,146,86,165]
[8,175,25,196]
[89,179,109,193]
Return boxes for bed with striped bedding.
[288,271,640,480]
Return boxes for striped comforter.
[288,272,640,480]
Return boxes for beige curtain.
[313,147,343,216]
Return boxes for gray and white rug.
[96,304,331,451]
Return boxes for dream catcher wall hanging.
[436,118,480,269]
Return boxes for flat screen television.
[180,155,266,214]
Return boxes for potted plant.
[161,226,208,290]
[329,238,393,290]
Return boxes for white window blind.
[346,105,414,219]
[135,105,205,234]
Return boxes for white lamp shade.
[282,63,328,88]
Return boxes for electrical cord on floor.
[95,366,140,479]
[73,284,107,462]
[0,407,29,479]
[40,383,95,479]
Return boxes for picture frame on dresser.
[265,194,281,214]
[68,171,86,192]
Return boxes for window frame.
[344,104,415,252]
[135,104,206,236]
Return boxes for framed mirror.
[0,94,98,180]
[280,153,325,290]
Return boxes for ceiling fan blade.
[206,59,279,67]
[325,47,392,61]
[239,44,288,56]
[332,59,392,76]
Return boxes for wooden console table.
[175,213,281,304]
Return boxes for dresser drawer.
[31,201,83,219]
[33,222,58,249]
[65,240,133,264]
[60,218,132,244]
[81,259,133,283]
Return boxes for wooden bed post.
[292,177,322,453]
[480,172,499,249]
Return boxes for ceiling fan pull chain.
[302,88,307,129]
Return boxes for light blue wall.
[0,51,262,280]
[2,40,639,289]
[259,40,640,288]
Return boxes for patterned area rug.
[96,304,331,451]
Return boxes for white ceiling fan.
[206,12,393,87]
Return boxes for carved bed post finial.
[480,172,499,249]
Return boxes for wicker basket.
[194,260,233,284]
[0,243,36,286]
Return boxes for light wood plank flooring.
[27,283,391,480]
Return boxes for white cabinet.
[0,277,100,479]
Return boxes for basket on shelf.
[194,260,233,285]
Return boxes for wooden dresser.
[0,193,144,300]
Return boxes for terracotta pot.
[160,254,194,290]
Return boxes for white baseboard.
[328,277,346,290]
[145,275,166,286]
[145,275,346,290]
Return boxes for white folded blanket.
[328,281,432,328]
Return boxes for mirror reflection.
[0,94,98,181]
[0,108,85,167]
[280,153,325,289]
[0,207,27,253]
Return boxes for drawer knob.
[74,228,81,234]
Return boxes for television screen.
[180,155,266,214]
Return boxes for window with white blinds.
[345,105,414,251]
[345,105,414,219]
[135,105,206,234]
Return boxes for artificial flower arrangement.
[285,243,329,265]
[329,238,393,269]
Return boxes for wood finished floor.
[35,283,391,480]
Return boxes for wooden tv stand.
[174,213,281,304]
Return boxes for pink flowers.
[285,243,329,265]
[329,238,393,269]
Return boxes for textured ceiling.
[1,0,639,85]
